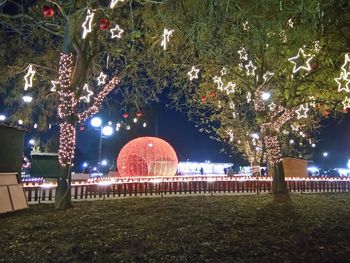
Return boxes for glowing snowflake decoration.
[295,104,309,119]
[224,82,236,95]
[24,64,35,91]
[79,84,94,103]
[288,48,314,74]
[187,66,200,81]
[160,28,174,50]
[82,10,94,39]
[213,76,224,91]
[50,80,59,92]
[110,25,124,38]
[97,72,107,85]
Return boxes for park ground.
[1,193,350,262]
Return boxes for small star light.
[245,61,257,76]
[309,96,316,107]
[229,101,235,109]
[110,0,124,8]
[24,64,35,91]
[220,67,227,76]
[288,48,314,74]
[160,28,174,50]
[79,84,94,103]
[341,54,350,74]
[110,24,124,39]
[243,21,250,31]
[295,104,309,119]
[287,18,294,28]
[50,80,59,92]
[247,92,252,103]
[268,102,276,111]
[187,66,200,81]
[238,47,248,61]
[342,96,350,109]
[82,9,94,39]
[224,82,236,95]
[335,72,350,92]
[263,71,274,82]
[97,72,107,85]
[213,76,224,91]
[218,101,222,108]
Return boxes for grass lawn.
[1,194,350,262]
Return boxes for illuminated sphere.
[117,137,178,177]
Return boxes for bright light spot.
[93,167,97,171]
[347,159,350,169]
[251,133,259,139]
[91,117,102,127]
[82,162,88,168]
[29,139,35,145]
[108,121,112,125]
[261,92,271,101]
[0,115,6,121]
[22,95,33,103]
[116,123,121,128]
[102,125,113,136]
[18,119,23,125]
[101,159,108,166]
[115,127,120,131]
[290,139,294,144]
[126,125,131,130]
[307,167,319,173]
[311,143,316,148]
[148,143,153,147]
[143,122,147,128]
[323,152,328,157]
[133,118,137,123]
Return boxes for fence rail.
[22,177,350,204]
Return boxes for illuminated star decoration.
[245,61,257,76]
[229,101,235,109]
[288,48,314,74]
[342,96,350,109]
[262,71,274,82]
[295,104,309,119]
[268,102,276,111]
[97,72,107,86]
[335,72,350,93]
[160,28,174,50]
[79,84,94,103]
[220,67,227,76]
[82,9,95,39]
[243,21,250,31]
[247,92,252,103]
[224,81,236,95]
[213,76,224,91]
[309,96,316,107]
[238,47,248,61]
[110,0,124,8]
[24,64,35,91]
[341,54,350,74]
[287,18,294,28]
[50,80,59,92]
[187,66,200,81]
[110,24,124,39]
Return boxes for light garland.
[58,122,76,166]
[58,53,75,119]
[264,135,282,164]
[335,71,350,93]
[245,61,257,76]
[24,64,35,91]
[160,28,174,50]
[220,67,227,76]
[187,66,200,81]
[110,0,124,8]
[50,80,59,92]
[82,9,94,39]
[79,84,94,103]
[224,81,236,95]
[213,76,223,91]
[288,48,314,74]
[342,96,350,109]
[97,72,107,85]
[295,104,309,119]
[110,24,124,39]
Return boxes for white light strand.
[224,81,236,95]
[82,9,95,39]
[245,61,257,76]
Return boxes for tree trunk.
[55,166,72,209]
[272,161,290,202]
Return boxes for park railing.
[22,176,350,204]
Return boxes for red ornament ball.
[136,111,142,117]
[99,18,110,30]
[42,5,54,18]
[123,113,129,119]
[209,91,215,98]
[201,95,207,102]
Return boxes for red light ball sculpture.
[42,5,54,18]
[117,137,178,177]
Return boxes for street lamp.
[0,114,6,121]
[323,152,328,157]
[91,117,102,127]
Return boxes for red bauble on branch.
[209,91,215,98]
[99,18,110,30]
[201,95,207,102]
[42,5,54,18]
[136,111,142,117]
[123,113,129,119]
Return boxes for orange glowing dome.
[117,137,178,177]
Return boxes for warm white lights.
[97,72,107,85]
[295,104,309,119]
[82,9,95,39]
[102,125,113,136]
[110,0,124,8]
[24,64,35,91]
[0,115,5,121]
[342,96,350,109]
[224,82,236,95]
[110,24,124,38]
[187,66,200,81]
[213,76,223,91]
[79,84,94,103]
[288,48,314,74]
[335,72,350,93]
[22,95,33,103]
[261,92,271,101]
[160,28,174,50]
[245,61,256,76]
[220,67,227,76]
[91,117,102,127]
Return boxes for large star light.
[97,72,107,85]
[295,104,309,119]
[50,80,59,92]
[187,66,200,81]
[79,84,94,103]
[342,96,350,109]
[82,10,94,39]
[160,28,174,50]
[335,72,350,93]
[24,65,35,91]
[245,61,257,76]
[213,76,224,91]
[110,25,124,38]
[224,82,236,95]
[110,0,124,8]
[288,48,314,74]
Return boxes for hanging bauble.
[42,5,54,18]
[201,95,207,102]
[123,113,129,119]
[209,91,215,98]
[99,18,110,30]
[136,111,142,117]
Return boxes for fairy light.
[22,95,33,103]
[82,9,94,39]
[110,0,124,8]
[335,72,350,93]
[187,66,200,81]
[79,84,94,103]
[295,104,309,119]
[18,119,23,125]
[245,61,257,76]
[97,72,107,85]
[160,28,174,50]
[213,76,224,91]
[287,18,294,28]
[224,81,236,95]
[110,24,124,39]
[24,64,35,91]
[58,122,76,165]
[221,67,227,76]
[265,135,282,164]
[288,48,314,74]
[50,80,59,92]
